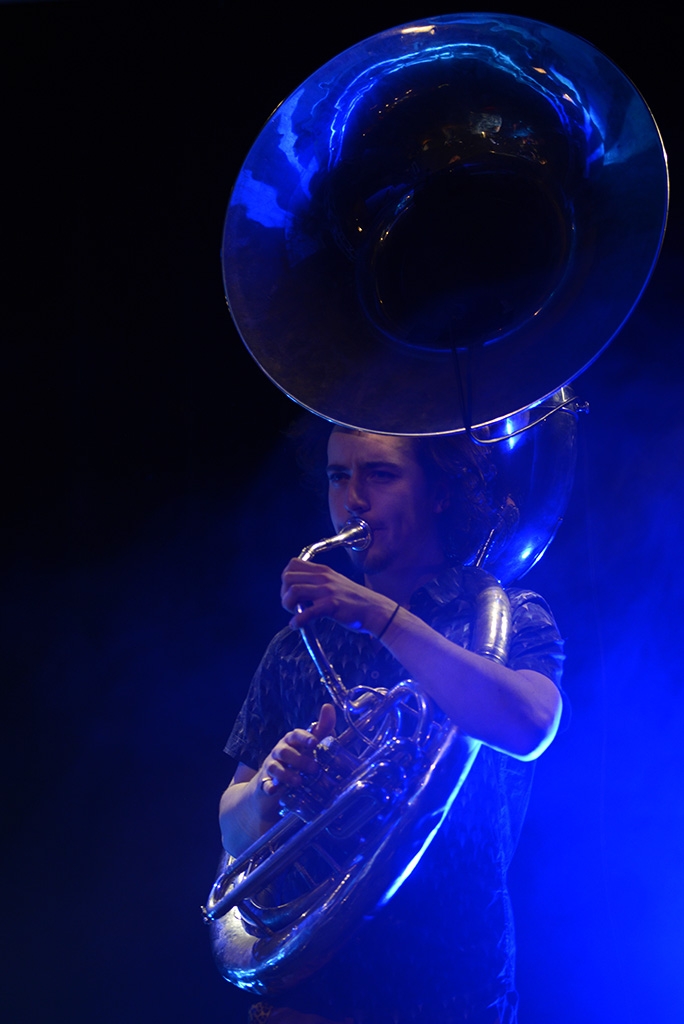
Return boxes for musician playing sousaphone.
[219,423,564,1024]
[211,9,667,1021]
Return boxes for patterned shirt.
[225,565,564,1024]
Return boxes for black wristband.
[377,602,401,641]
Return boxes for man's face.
[326,429,445,578]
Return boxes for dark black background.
[3,3,682,1022]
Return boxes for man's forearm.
[379,606,562,759]
[219,770,280,856]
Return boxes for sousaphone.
[204,12,668,993]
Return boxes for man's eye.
[327,472,347,484]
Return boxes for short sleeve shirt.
[225,565,564,1024]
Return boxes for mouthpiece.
[341,518,372,551]
[298,519,372,562]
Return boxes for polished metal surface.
[203,558,510,994]
[223,13,668,434]
[472,386,586,584]
[297,518,372,712]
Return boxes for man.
[220,427,564,1024]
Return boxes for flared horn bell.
[222,13,668,435]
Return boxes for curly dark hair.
[288,413,500,564]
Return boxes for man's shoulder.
[256,624,306,674]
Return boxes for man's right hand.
[260,703,337,795]
[219,704,337,855]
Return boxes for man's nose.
[344,476,369,514]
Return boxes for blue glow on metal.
[546,64,604,164]
[230,169,291,231]
[519,544,535,564]
[378,817,443,906]
[323,36,615,201]
[231,87,321,231]
[272,88,319,198]
[503,418,522,451]
[223,11,668,436]
[230,12,665,265]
